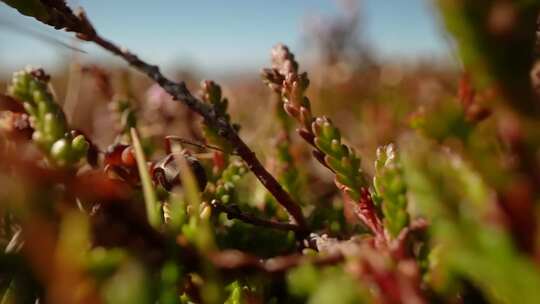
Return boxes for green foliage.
[131,128,161,228]
[159,261,182,304]
[86,247,127,281]
[263,44,368,203]
[4,1,540,303]
[216,221,295,257]
[402,138,540,304]
[8,68,89,167]
[205,160,247,205]
[102,259,151,304]
[435,0,540,116]
[224,280,243,304]
[373,144,408,237]
[312,116,366,200]
[200,80,237,153]
[307,200,349,235]
[274,138,303,204]
[111,98,138,143]
[287,265,366,304]
[286,263,319,297]
[410,99,473,142]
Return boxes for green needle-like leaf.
[130,128,160,228]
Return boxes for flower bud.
[32,90,45,104]
[322,121,340,141]
[50,138,71,163]
[72,134,90,156]
[43,113,64,141]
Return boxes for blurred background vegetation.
[2,0,540,303]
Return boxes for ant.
[103,136,231,192]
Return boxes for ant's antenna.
[0,18,86,53]
[164,136,235,155]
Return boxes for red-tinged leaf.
[297,127,314,145]
[338,182,383,239]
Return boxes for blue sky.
[0,0,451,77]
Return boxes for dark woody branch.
[9,1,307,231]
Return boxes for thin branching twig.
[210,200,303,233]
[209,249,343,274]
[21,2,307,231]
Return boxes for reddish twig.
[209,249,343,273]
[338,182,384,241]
[355,188,384,237]
[22,2,307,231]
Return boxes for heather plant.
[8,68,90,167]
[373,144,408,238]
[199,80,237,155]
[2,0,540,303]
[262,45,369,200]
